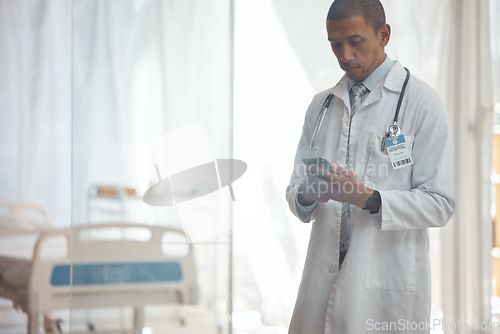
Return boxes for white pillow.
[0,212,54,234]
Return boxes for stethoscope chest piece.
[386,124,401,139]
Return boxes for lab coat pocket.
[364,227,416,292]
[364,134,414,189]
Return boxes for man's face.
[326,16,390,82]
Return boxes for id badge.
[384,135,413,169]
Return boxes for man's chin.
[345,68,366,81]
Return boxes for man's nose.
[340,45,354,62]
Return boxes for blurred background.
[0,0,499,333]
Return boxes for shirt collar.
[330,58,407,111]
[347,55,395,92]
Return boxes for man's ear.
[379,23,391,47]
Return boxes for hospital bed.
[0,201,198,333]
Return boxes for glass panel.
[71,1,233,333]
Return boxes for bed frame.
[0,222,198,333]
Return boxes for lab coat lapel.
[361,85,384,108]
[331,74,350,111]
[383,61,408,93]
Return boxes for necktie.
[350,83,368,116]
[345,84,367,167]
[340,84,367,259]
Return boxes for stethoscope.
[309,68,410,151]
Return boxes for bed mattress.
[0,231,66,288]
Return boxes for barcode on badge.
[392,158,413,168]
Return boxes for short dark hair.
[327,0,386,32]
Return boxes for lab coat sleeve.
[286,94,324,223]
[375,93,455,231]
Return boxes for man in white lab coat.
[286,0,455,333]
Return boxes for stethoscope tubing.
[310,93,334,150]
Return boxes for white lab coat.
[286,61,455,334]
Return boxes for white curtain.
[0,0,71,228]
[71,0,233,224]
[439,1,495,332]
[493,0,500,105]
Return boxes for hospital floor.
[0,297,217,334]
[0,298,286,334]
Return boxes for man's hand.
[297,163,373,208]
